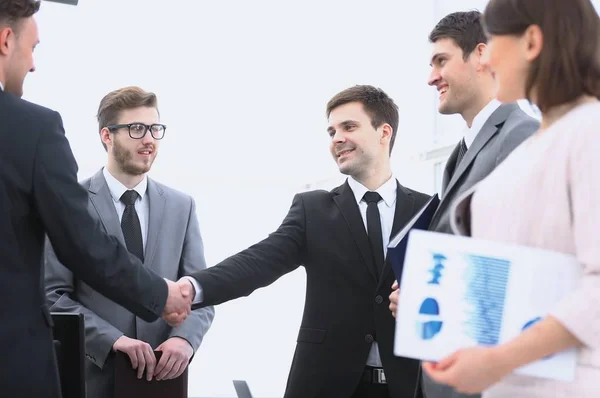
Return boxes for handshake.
[161,277,197,327]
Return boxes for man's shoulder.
[149,179,194,204]
[397,183,431,210]
[298,180,350,201]
[295,188,333,204]
[405,186,431,203]
[500,103,540,136]
[0,91,59,123]
[78,175,94,189]
[0,92,63,153]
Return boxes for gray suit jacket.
[429,103,540,234]
[44,169,215,398]
[423,103,539,398]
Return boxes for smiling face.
[428,38,483,117]
[327,101,391,180]
[101,106,161,176]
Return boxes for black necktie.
[363,191,384,275]
[455,138,468,169]
[120,190,144,262]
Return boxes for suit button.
[375,295,383,304]
[365,334,374,343]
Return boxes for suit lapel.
[428,142,461,229]
[377,182,415,288]
[144,179,166,268]
[333,182,378,282]
[88,169,126,245]
[441,143,461,197]
[442,103,518,203]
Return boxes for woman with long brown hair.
[423,0,600,397]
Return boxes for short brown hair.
[429,11,487,61]
[483,0,600,113]
[326,85,399,155]
[97,86,158,149]
[0,0,40,31]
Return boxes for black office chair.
[51,312,86,398]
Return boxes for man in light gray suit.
[388,11,540,398]
[45,86,215,398]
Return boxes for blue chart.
[463,255,511,346]
[416,252,447,340]
[416,298,443,340]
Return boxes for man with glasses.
[44,86,215,398]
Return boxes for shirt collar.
[464,99,501,148]
[102,167,148,203]
[347,175,396,208]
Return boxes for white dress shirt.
[464,99,501,149]
[347,174,397,368]
[102,167,149,250]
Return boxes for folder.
[114,351,188,398]
[387,194,440,284]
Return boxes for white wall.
[28,0,598,396]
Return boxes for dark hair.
[97,86,158,150]
[0,0,40,31]
[484,0,600,112]
[429,11,487,60]
[326,85,398,154]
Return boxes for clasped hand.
[113,336,193,381]
[162,278,195,327]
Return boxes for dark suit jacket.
[0,89,168,398]
[191,180,430,398]
[424,103,540,398]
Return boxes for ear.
[474,43,489,71]
[0,27,14,56]
[523,25,543,62]
[100,127,113,148]
[380,123,393,145]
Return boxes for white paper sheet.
[393,230,582,382]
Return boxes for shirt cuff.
[182,276,204,304]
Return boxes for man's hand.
[389,280,399,318]
[112,336,156,381]
[178,277,196,301]
[154,337,194,380]
[162,279,192,327]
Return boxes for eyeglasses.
[107,123,167,140]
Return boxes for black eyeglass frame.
[106,123,167,140]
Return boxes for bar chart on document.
[393,230,582,382]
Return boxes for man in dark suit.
[0,2,193,397]
[388,11,541,398]
[185,85,430,398]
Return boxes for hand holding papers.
[392,230,582,381]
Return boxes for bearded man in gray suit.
[389,11,540,398]
[45,86,215,398]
